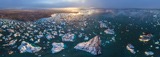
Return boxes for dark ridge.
[0,9,78,21]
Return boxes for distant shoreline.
[0,8,159,21]
[0,9,78,21]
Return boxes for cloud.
[0,0,160,9]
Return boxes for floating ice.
[36,35,43,39]
[7,29,14,33]
[62,33,75,42]
[8,51,14,55]
[0,33,3,37]
[84,35,89,41]
[155,46,159,49]
[18,41,42,53]
[35,39,40,43]
[126,44,136,54]
[104,29,115,34]
[2,39,17,46]
[51,42,65,54]
[14,32,21,37]
[145,51,154,56]
[53,31,58,35]
[46,34,54,40]
[74,36,101,55]
[139,34,153,42]
[99,21,107,28]
[8,39,17,46]
[78,33,83,38]
[155,41,159,45]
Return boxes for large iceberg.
[18,41,42,53]
[51,42,65,54]
[62,33,75,42]
[74,36,101,55]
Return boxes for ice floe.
[139,34,153,42]
[99,21,107,28]
[126,44,136,54]
[18,41,42,53]
[62,33,75,42]
[51,42,65,54]
[104,29,115,34]
[145,51,154,56]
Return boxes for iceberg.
[74,36,101,55]
[99,21,107,28]
[51,42,65,54]
[62,33,75,42]
[145,51,154,56]
[14,32,21,37]
[2,39,17,46]
[18,41,42,53]
[8,39,17,46]
[139,34,153,42]
[104,29,115,34]
[46,34,54,40]
[126,44,136,54]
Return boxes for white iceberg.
[8,39,17,46]
[126,44,136,54]
[145,51,154,56]
[139,34,153,42]
[104,29,115,34]
[62,33,75,42]
[18,41,42,53]
[99,21,107,28]
[74,36,101,55]
[46,34,54,40]
[51,42,65,54]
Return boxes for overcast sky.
[0,0,160,9]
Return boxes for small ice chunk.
[0,33,3,37]
[53,31,58,35]
[2,39,17,46]
[78,33,83,38]
[35,39,40,43]
[99,21,107,28]
[2,25,7,28]
[18,41,42,53]
[46,34,54,40]
[155,41,159,45]
[155,46,159,49]
[139,34,153,42]
[145,51,154,56]
[84,35,89,41]
[104,29,115,34]
[8,39,17,46]
[153,15,157,18]
[59,33,64,37]
[126,44,136,54]
[7,29,14,33]
[62,33,75,42]
[51,42,65,54]
[8,51,13,55]
[36,35,43,39]
[14,32,21,37]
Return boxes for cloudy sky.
[0,0,160,9]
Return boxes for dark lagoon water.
[0,9,160,57]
